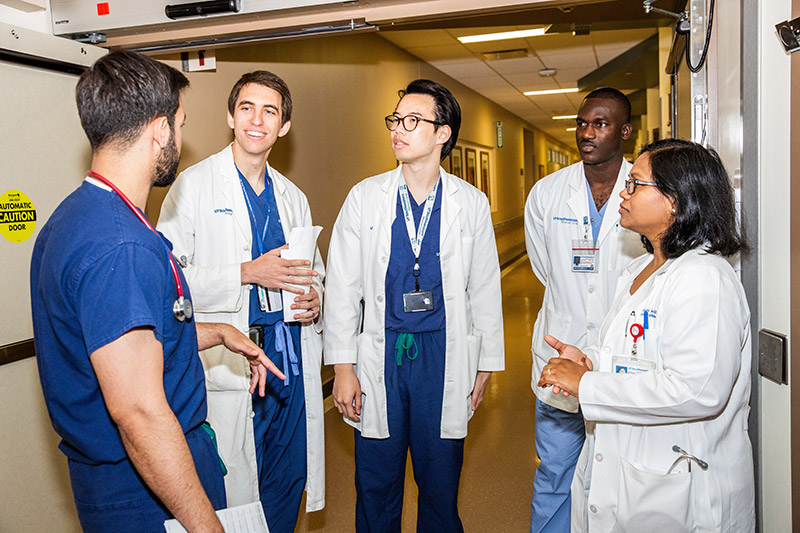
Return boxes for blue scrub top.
[585,179,608,241]
[385,180,445,333]
[30,181,207,465]
[240,171,286,327]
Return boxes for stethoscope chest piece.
[173,296,193,322]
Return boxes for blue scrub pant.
[530,398,585,533]
[354,329,464,533]
[68,425,226,533]
[252,322,307,533]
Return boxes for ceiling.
[94,0,684,147]
[375,0,683,146]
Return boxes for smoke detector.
[538,68,558,77]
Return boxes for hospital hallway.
[297,256,544,532]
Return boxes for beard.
[152,130,180,188]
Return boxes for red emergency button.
[97,2,110,16]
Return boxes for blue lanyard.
[236,165,271,256]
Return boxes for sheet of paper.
[280,225,322,323]
[164,502,268,533]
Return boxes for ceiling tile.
[487,56,545,75]
[524,93,582,115]
[535,50,598,69]
[476,87,527,100]
[460,76,517,91]
[503,73,559,90]
[430,59,496,78]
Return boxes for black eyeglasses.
[385,114,440,132]
[624,178,660,194]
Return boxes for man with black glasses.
[324,79,504,532]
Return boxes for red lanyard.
[87,171,191,321]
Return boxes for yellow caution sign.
[0,190,37,243]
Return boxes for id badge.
[257,286,283,312]
[247,326,264,349]
[403,290,435,313]
[611,356,656,374]
[571,239,598,273]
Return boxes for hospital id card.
[612,356,656,374]
[257,285,283,312]
[571,239,598,273]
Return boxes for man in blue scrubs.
[157,71,325,532]
[325,79,505,532]
[30,51,281,533]
[525,88,638,532]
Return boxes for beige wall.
[147,31,571,260]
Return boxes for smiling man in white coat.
[157,71,324,533]
[525,87,643,532]
[325,79,504,532]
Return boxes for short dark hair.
[401,79,461,160]
[584,87,631,123]
[76,50,189,151]
[639,138,747,258]
[227,71,292,124]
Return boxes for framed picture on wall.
[479,151,490,199]
[442,152,452,174]
[538,164,546,180]
[464,148,477,186]
[451,147,463,179]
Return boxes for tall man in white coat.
[325,79,504,532]
[525,87,642,532]
[157,71,325,533]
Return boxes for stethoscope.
[87,171,193,322]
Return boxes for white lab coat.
[156,144,325,512]
[572,249,755,532]
[324,166,504,439]
[524,159,643,412]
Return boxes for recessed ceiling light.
[566,127,577,132]
[523,88,579,96]
[552,115,577,120]
[458,28,547,44]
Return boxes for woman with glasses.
[538,139,755,532]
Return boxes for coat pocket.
[610,457,692,532]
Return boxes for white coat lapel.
[439,169,461,243]
[596,159,629,245]
[566,166,588,224]
[378,167,403,243]
[218,146,252,241]
[269,163,294,234]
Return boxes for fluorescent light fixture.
[524,88,579,96]
[552,115,577,120]
[458,28,546,44]
[566,127,577,132]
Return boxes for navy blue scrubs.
[30,181,225,532]
[354,180,465,533]
[239,170,307,533]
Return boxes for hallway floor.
[297,257,545,532]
